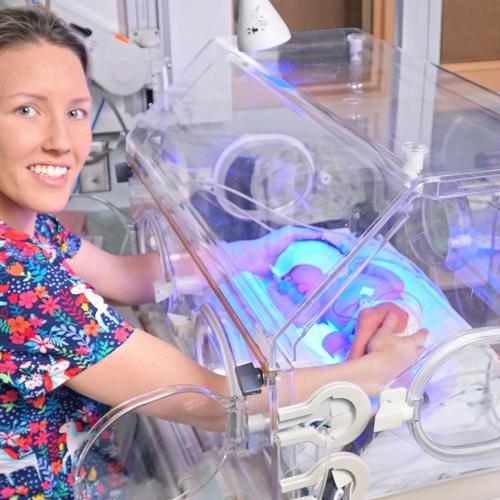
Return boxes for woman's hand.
[364,312,428,388]
[223,226,322,276]
[347,303,411,360]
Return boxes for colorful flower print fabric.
[0,214,134,499]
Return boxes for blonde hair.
[0,6,88,75]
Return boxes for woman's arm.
[70,226,323,305]
[69,239,162,304]
[66,314,427,431]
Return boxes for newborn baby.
[268,240,422,360]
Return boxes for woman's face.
[0,42,92,227]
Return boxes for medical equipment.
[74,29,500,499]
[236,0,291,52]
[48,0,232,123]
[52,0,287,107]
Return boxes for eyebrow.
[7,92,91,105]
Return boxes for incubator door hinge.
[277,382,372,499]
[278,382,372,447]
[279,452,369,500]
[374,387,415,432]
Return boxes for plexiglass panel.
[124,28,500,499]
[365,328,500,496]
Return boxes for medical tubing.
[72,385,238,499]
[127,153,270,376]
[196,179,322,233]
[194,304,242,398]
[69,193,135,255]
[136,207,173,304]
[91,98,105,130]
[212,134,315,221]
[91,82,129,133]
[70,193,133,229]
[407,327,500,460]
[85,85,128,164]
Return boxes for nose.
[41,115,71,154]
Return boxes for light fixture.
[236,0,291,52]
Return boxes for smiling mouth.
[28,164,69,179]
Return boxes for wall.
[271,0,363,31]
[441,0,500,63]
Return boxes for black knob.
[115,162,133,183]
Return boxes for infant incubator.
[73,30,500,499]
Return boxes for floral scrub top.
[0,214,134,499]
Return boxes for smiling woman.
[0,7,117,498]
[0,41,91,229]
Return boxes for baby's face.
[286,265,325,296]
[268,264,325,326]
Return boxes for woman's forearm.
[247,353,387,416]
[113,252,163,304]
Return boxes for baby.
[267,240,423,361]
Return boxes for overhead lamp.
[236,0,291,52]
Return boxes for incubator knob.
[347,32,365,62]
[402,142,429,179]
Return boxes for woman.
[0,6,427,498]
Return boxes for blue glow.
[264,60,297,76]
[262,72,296,91]
[223,235,471,368]
[271,240,343,278]
[274,277,304,305]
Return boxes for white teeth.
[29,164,69,179]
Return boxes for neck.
[0,198,37,236]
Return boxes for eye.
[68,108,87,119]
[16,105,36,117]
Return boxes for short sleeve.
[36,213,82,260]
[0,249,133,404]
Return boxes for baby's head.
[268,240,344,325]
[271,239,344,285]
[268,238,407,330]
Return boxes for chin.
[26,193,71,214]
